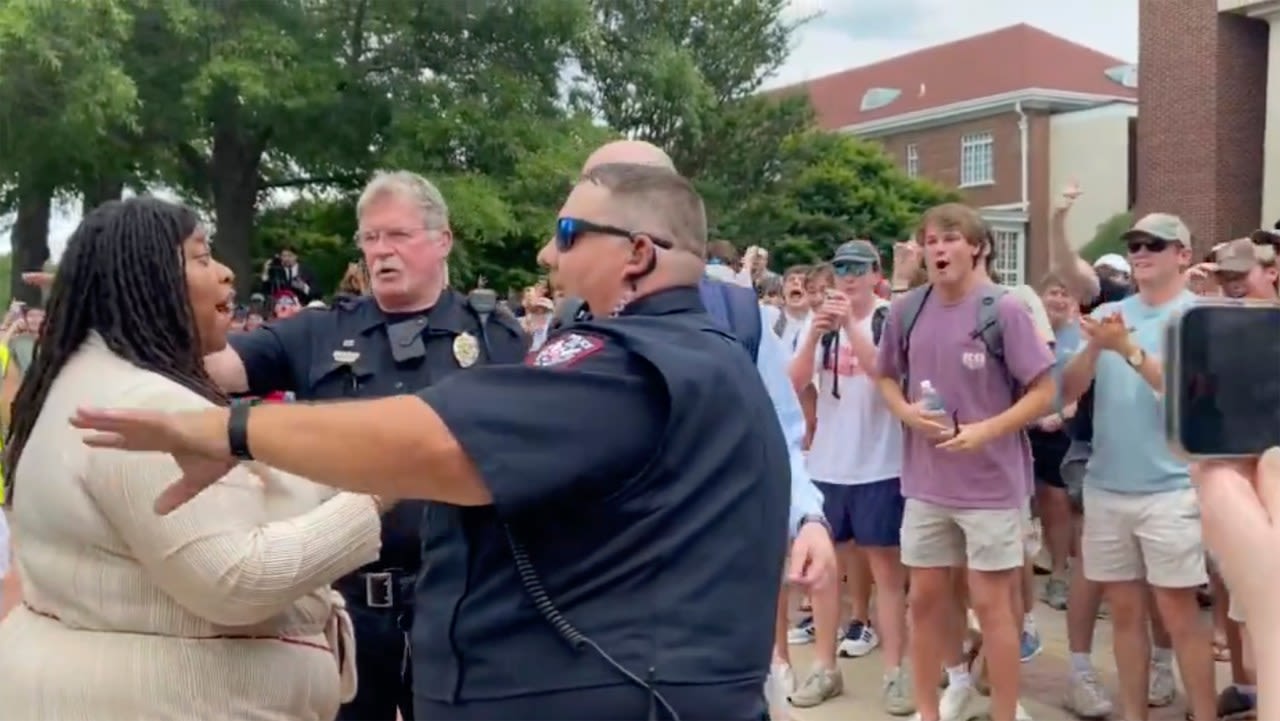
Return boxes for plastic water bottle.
[919,380,946,412]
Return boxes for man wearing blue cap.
[787,239,912,714]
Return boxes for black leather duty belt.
[336,569,416,609]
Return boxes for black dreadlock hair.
[3,197,228,503]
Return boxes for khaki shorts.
[900,498,1025,572]
[1082,486,1207,588]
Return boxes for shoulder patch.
[526,332,605,368]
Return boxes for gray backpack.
[896,284,1017,393]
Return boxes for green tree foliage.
[253,196,357,299]
[0,253,11,309]
[717,131,959,269]
[0,0,138,302]
[4,0,975,302]
[117,0,393,291]
[1080,211,1134,262]
[577,0,813,208]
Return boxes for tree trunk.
[80,175,125,215]
[210,126,265,296]
[10,184,52,307]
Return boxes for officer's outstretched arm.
[162,332,664,511]
[205,347,250,394]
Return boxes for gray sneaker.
[789,665,843,708]
[1148,661,1177,707]
[883,666,916,716]
[1041,576,1069,610]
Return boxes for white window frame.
[905,144,919,178]
[959,132,994,187]
[989,225,1025,286]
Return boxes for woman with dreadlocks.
[0,198,387,720]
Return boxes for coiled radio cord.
[502,524,681,721]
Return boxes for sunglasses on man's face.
[555,217,675,253]
[1126,236,1173,254]
[832,262,875,278]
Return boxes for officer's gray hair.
[579,163,707,257]
[357,171,450,231]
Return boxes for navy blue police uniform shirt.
[227,290,527,569]
[404,285,791,719]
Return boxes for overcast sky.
[4,0,1139,260]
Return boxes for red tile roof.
[775,23,1137,130]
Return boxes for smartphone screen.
[1172,304,1280,456]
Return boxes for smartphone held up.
[1164,300,1280,459]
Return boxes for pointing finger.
[21,272,54,289]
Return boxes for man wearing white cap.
[1092,254,1130,284]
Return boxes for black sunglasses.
[832,261,875,277]
[555,217,675,253]
[1126,236,1173,254]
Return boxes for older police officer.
[77,163,790,721]
[203,171,526,721]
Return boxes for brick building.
[779,24,1137,284]
[1138,0,1270,255]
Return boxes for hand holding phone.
[1166,301,1280,458]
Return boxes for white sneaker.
[766,663,796,719]
[1015,701,1033,721]
[837,620,880,657]
[767,662,795,696]
[1064,670,1114,719]
[1148,661,1177,707]
[939,683,979,721]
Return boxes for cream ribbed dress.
[0,334,383,720]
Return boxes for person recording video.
[259,246,315,303]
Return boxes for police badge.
[453,332,480,368]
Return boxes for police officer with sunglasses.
[92,161,790,721]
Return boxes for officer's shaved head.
[582,140,675,173]
[579,162,706,258]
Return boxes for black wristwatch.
[227,402,254,460]
[797,513,832,537]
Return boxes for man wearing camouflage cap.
[1209,232,1279,300]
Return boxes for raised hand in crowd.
[1186,261,1223,297]
[1054,178,1082,214]
[891,240,922,289]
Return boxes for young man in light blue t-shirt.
[1060,212,1215,721]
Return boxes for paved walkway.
[784,589,1228,721]
[1,570,1232,721]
